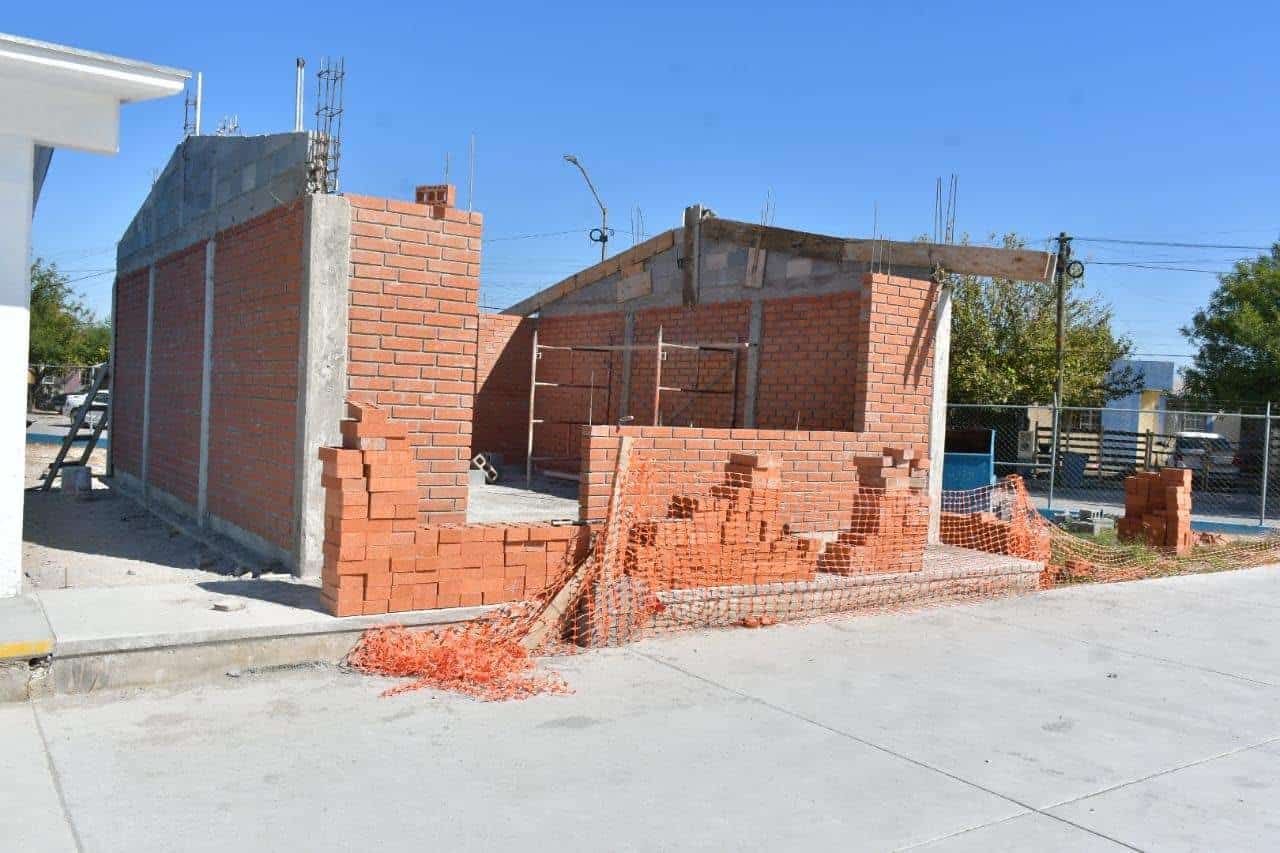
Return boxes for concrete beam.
[293,194,351,578]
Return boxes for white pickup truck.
[61,389,109,428]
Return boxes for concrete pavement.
[6,566,1279,852]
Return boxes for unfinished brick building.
[110,131,1055,591]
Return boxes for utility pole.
[1054,232,1072,407]
[564,154,609,263]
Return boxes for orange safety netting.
[349,449,1280,699]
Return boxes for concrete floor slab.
[36,580,492,656]
[35,651,1024,853]
[957,568,1280,685]
[0,593,53,661]
[0,703,77,851]
[911,811,1128,851]
[1047,739,1280,851]
[628,585,1280,809]
[15,566,1280,851]
[465,471,579,524]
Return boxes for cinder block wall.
[344,184,483,523]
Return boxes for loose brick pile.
[939,510,1053,564]
[624,453,819,590]
[938,476,1052,565]
[819,447,930,575]
[1118,468,1193,553]
[321,402,589,617]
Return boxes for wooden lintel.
[704,218,1056,283]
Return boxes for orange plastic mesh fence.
[349,449,1280,699]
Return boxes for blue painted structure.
[942,429,996,490]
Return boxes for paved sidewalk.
[6,567,1279,852]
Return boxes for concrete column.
[618,312,635,418]
[0,135,34,598]
[293,193,350,578]
[927,280,953,544]
[742,300,764,427]
[196,240,215,523]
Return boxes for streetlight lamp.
[564,153,609,263]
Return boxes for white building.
[0,33,187,597]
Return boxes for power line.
[1074,237,1272,251]
[482,227,594,243]
[1088,261,1232,274]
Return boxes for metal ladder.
[41,364,110,492]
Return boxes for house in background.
[1098,359,1176,435]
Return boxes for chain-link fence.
[946,402,1279,529]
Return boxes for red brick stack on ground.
[320,401,590,617]
[818,447,930,575]
[624,452,818,590]
[1119,468,1193,553]
[938,476,1052,565]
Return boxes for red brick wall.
[111,267,149,478]
[207,203,305,551]
[578,425,923,533]
[756,291,860,430]
[630,301,752,428]
[530,312,625,469]
[489,273,936,477]
[319,403,590,616]
[472,313,533,463]
[145,242,206,506]
[344,187,483,523]
[850,273,938,443]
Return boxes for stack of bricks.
[320,401,590,617]
[1118,468,1193,554]
[817,447,930,575]
[623,453,818,590]
[939,510,1052,564]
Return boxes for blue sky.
[15,1,1280,373]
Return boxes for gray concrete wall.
[117,132,310,275]
[540,231,938,318]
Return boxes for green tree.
[28,259,112,409]
[947,234,1139,406]
[1180,243,1280,407]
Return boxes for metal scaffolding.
[525,325,751,486]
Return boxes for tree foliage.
[1180,243,1280,407]
[28,259,111,406]
[947,234,1139,407]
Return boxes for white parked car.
[63,389,109,428]
[61,391,89,419]
[1171,431,1240,489]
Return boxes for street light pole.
[564,154,608,263]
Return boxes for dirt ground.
[22,442,272,593]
